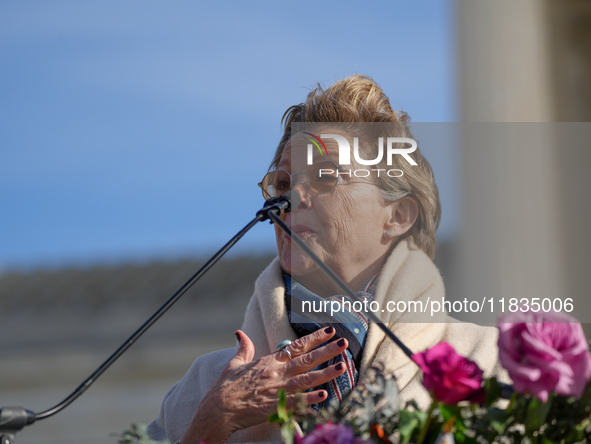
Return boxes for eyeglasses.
[258,159,358,200]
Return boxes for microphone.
[261,191,300,215]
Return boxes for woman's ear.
[384,196,419,238]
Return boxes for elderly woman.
[147,75,507,444]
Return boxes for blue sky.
[0,1,458,270]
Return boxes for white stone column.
[455,0,591,332]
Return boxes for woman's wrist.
[181,415,233,444]
[180,393,234,444]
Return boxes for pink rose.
[298,423,360,444]
[412,342,485,404]
[498,310,591,402]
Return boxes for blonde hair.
[270,75,441,259]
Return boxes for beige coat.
[147,239,509,443]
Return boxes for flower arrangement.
[273,310,591,444]
[117,310,591,444]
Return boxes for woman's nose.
[290,177,311,210]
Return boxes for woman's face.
[275,131,395,296]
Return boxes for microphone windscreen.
[263,191,301,213]
[264,195,282,207]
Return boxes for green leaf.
[116,423,170,444]
[454,432,479,444]
[525,396,553,434]
[278,388,287,410]
[488,407,509,434]
[398,409,427,443]
[280,422,295,444]
[485,378,501,407]
[439,404,458,420]
[268,389,291,425]
[576,417,591,432]
[438,403,467,431]
[268,413,282,423]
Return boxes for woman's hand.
[180,326,347,444]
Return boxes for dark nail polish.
[335,363,344,371]
[318,391,326,398]
[337,339,346,347]
[324,326,335,334]
[235,332,241,342]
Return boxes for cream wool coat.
[147,239,509,443]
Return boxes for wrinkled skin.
[181,328,348,444]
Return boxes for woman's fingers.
[285,390,328,409]
[285,337,349,375]
[225,330,255,371]
[276,326,336,363]
[186,329,347,443]
[284,362,347,392]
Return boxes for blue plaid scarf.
[284,272,380,409]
